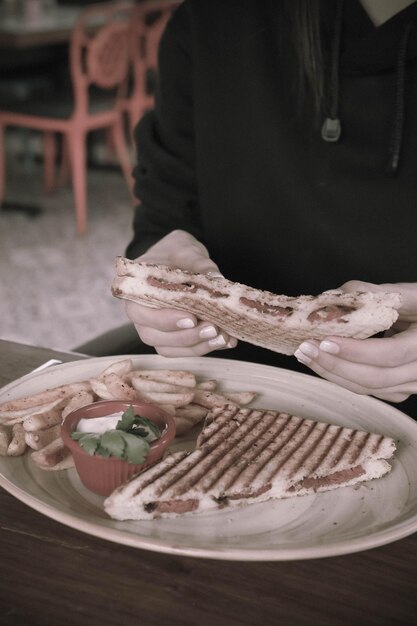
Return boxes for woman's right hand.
[124,230,237,357]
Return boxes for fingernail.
[206,271,223,278]
[297,342,319,359]
[294,349,312,365]
[209,335,226,347]
[177,318,195,329]
[199,325,218,339]
[226,338,238,348]
[320,340,340,354]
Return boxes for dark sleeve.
[125,1,204,259]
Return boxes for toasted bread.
[111,259,401,355]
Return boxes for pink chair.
[120,0,180,140]
[0,1,135,235]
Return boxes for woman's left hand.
[294,281,417,402]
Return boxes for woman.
[111,0,417,415]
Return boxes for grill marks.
[104,403,397,520]
[131,451,189,498]
[133,406,382,504]
[133,285,357,356]
[372,434,385,455]
[225,414,310,492]
[155,409,271,498]
[199,410,289,494]
[141,292,359,356]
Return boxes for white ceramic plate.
[1,355,417,561]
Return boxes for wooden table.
[0,339,416,626]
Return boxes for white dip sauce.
[77,412,124,434]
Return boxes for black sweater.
[126,0,417,412]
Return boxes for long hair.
[285,0,326,117]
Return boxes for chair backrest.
[70,1,133,116]
[129,1,180,106]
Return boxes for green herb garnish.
[116,406,161,442]
[116,405,136,431]
[76,433,101,456]
[71,405,162,463]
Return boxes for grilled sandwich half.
[111,259,401,355]
[104,404,396,520]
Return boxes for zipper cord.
[321,0,344,142]
[386,22,413,175]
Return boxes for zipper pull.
[321,117,341,142]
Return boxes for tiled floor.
[0,154,135,351]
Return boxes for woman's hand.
[294,281,417,403]
[124,230,237,357]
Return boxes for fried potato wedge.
[136,391,194,407]
[7,423,27,457]
[40,455,75,471]
[225,392,257,405]
[192,390,237,409]
[0,382,91,414]
[129,377,196,394]
[23,407,63,432]
[31,437,70,469]
[173,417,194,436]
[89,378,115,400]
[61,391,95,420]
[0,397,66,424]
[131,370,196,388]
[25,425,61,451]
[102,373,138,401]
[196,379,218,391]
[98,359,133,379]
[0,425,12,456]
[174,404,208,424]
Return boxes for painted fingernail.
[177,318,195,329]
[320,340,340,354]
[199,325,218,339]
[209,335,227,347]
[298,342,319,359]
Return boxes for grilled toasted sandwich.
[111,259,401,355]
[104,404,396,521]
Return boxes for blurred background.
[0,0,179,351]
